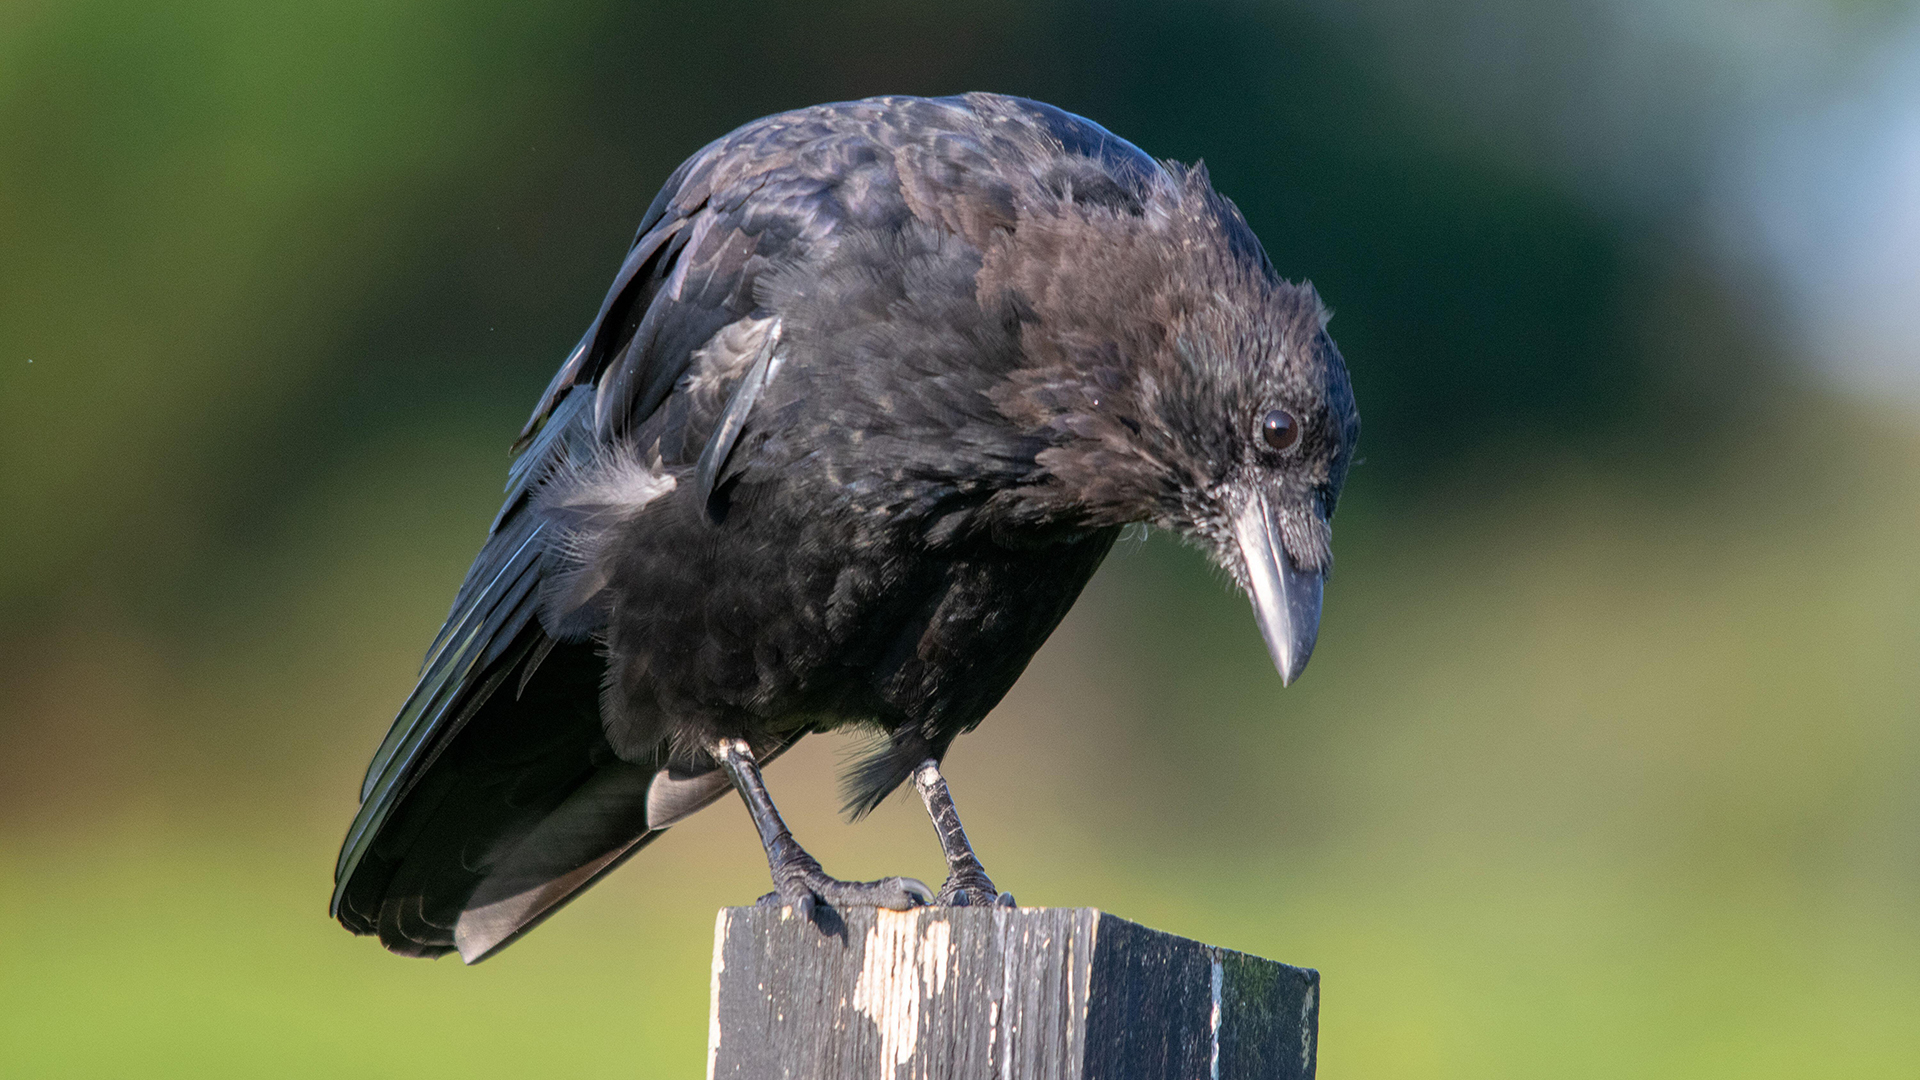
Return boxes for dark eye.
[1260,409,1300,452]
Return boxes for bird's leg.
[714,738,931,919]
[913,759,1016,908]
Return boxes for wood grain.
[708,906,1317,1079]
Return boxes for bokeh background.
[4,0,1919,1075]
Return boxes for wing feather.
[331,110,850,941]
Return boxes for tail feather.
[336,638,669,961]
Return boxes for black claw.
[996,892,1016,908]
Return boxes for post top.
[709,904,1319,1079]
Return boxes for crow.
[332,93,1359,962]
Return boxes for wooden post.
[707,906,1318,1079]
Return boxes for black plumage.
[332,93,1359,962]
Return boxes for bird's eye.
[1260,409,1300,452]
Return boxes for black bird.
[332,93,1359,962]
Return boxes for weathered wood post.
[708,906,1318,1079]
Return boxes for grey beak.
[1231,492,1325,686]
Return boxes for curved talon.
[832,874,931,910]
[996,891,1016,908]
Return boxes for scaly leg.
[913,759,1016,907]
[715,738,931,919]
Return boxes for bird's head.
[1153,285,1360,686]
[989,165,1360,684]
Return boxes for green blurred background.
[4,0,1918,1075]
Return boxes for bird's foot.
[934,868,1016,908]
[756,862,932,921]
